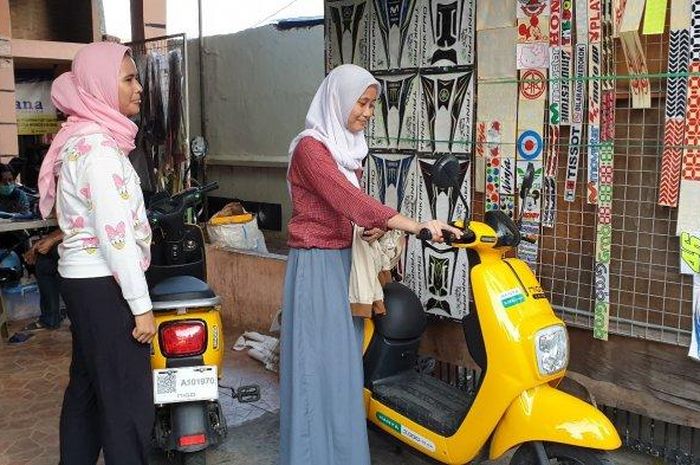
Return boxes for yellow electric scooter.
[362,154,621,465]
[146,179,259,465]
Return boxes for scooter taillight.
[160,320,207,357]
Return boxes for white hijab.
[289,64,380,188]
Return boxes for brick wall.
[10,0,93,42]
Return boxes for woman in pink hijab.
[39,42,155,465]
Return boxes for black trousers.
[36,245,62,328]
[59,277,154,465]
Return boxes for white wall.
[188,23,324,237]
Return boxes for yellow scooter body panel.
[490,384,622,459]
[150,307,225,376]
[364,220,619,463]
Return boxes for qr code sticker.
[156,372,176,395]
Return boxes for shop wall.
[187,23,324,235]
[9,0,94,42]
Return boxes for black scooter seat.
[151,275,216,302]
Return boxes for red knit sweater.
[287,137,397,249]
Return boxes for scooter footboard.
[489,384,621,460]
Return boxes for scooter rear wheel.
[181,450,206,465]
[510,442,614,465]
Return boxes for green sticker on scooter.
[376,412,436,452]
[500,289,526,308]
[376,412,401,433]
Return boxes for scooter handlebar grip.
[417,228,432,241]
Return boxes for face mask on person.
[0,184,16,196]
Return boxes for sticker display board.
[326,0,476,319]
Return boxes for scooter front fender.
[489,384,621,460]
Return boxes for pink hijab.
[38,42,139,219]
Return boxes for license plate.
[153,365,219,404]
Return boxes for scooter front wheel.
[181,450,206,465]
[510,442,614,465]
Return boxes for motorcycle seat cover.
[150,275,215,302]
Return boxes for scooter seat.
[150,275,220,310]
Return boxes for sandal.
[22,321,47,331]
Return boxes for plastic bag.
[207,202,268,253]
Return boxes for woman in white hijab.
[280,64,460,464]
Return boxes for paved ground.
[0,319,659,465]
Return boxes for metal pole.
[198,0,209,219]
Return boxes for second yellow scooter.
[362,154,621,464]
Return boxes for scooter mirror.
[190,136,208,161]
[431,154,461,189]
[519,162,535,202]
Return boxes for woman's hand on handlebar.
[416,220,462,243]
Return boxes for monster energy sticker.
[367,73,420,149]
[376,412,436,452]
[417,70,475,153]
[369,0,421,70]
[564,124,583,201]
[420,0,475,67]
[366,153,419,216]
[365,153,419,280]
[404,158,470,319]
[326,0,370,71]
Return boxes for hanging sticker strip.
[642,0,669,35]
[485,121,502,211]
[593,0,615,341]
[678,1,700,234]
[659,0,691,207]
[515,2,549,267]
[544,0,563,228]
[613,0,627,37]
[619,0,652,108]
[601,0,616,143]
[565,124,584,201]
[560,0,573,125]
[587,0,602,204]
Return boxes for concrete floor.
[0,319,658,465]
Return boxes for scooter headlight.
[535,325,569,376]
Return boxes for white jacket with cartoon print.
[56,133,152,315]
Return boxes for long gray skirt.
[280,248,370,465]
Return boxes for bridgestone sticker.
[376,412,436,452]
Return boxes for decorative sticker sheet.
[416,70,475,153]
[403,158,471,319]
[419,0,476,68]
[367,72,421,149]
[368,0,422,70]
[326,0,371,71]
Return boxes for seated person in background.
[0,163,33,220]
[22,228,64,330]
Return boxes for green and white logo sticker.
[500,288,526,308]
[376,412,436,452]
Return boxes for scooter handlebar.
[417,228,476,245]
